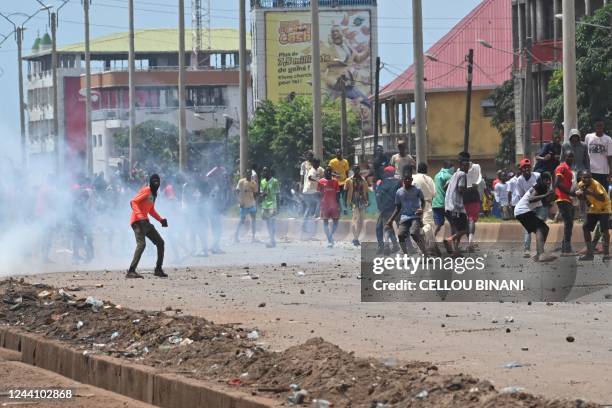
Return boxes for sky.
[0,0,481,143]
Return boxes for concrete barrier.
[226,217,590,244]
[0,327,278,408]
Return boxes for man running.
[412,162,438,254]
[514,172,556,262]
[390,141,416,179]
[318,167,341,248]
[345,164,369,246]
[234,170,259,243]
[375,166,401,254]
[127,174,168,279]
[260,167,280,248]
[386,173,427,255]
[512,159,541,257]
[432,161,453,242]
[444,152,470,255]
[329,149,350,213]
[576,170,610,261]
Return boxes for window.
[98,134,103,146]
[480,98,496,117]
[93,134,97,147]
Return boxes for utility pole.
[178,0,188,172]
[128,0,136,174]
[17,27,26,166]
[339,76,347,156]
[562,0,577,142]
[84,0,93,176]
[311,0,323,159]
[51,12,59,173]
[524,37,533,157]
[239,0,248,177]
[373,56,381,150]
[412,0,427,165]
[463,48,473,152]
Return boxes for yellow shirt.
[329,158,350,186]
[578,180,611,214]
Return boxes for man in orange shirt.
[127,174,169,279]
[554,151,576,255]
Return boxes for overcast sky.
[0,0,481,145]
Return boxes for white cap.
[569,128,581,138]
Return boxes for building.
[24,28,252,175]
[251,0,378,132]
[371,0,513,175]
[511,0,607,156]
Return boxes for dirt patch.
[0,279,595,407]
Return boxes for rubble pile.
[0,280,595,408]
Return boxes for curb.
[0,327,278,408]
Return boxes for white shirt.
[514,187,543,217]
[506,176,518,205]
[300,160,312,188]
[444,170,467,213]
[511,172,540,206]
[303,167,324,194]
[412,173,436,211]
[585,133,612,174]
[390,153,416,177]
[494,182,510,206]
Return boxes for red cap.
[519,158,531,168]
[384,166,395,173]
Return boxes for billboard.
[265,10,372,125]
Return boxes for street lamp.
[554,13,611,30]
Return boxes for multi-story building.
[24,28,252,175]
[512,0,606,156]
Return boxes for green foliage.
[246,96,360,181]
[542,4,612,132]
[490,80,516,167]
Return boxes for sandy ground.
[17,239,612,405]
[0,349,153,407]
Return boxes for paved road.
[17,239,612,405]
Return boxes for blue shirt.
[395,186,424,223]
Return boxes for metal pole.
[16,27,27,166]
[538,62,544,148]
[524,37,533,157]
[128,0,136,173]
[178,0,188,172]
[464,48,473,153]
[311,0,323,159]
[373,56,380,150]
[51,13,60,173]
[412,0,427,165]
[340,77,347,157]
[84,0,93,176]
[239,0,248,177]
[562,0,578,141]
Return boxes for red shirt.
[129,186,163,225]
[318,178,340,210]
[554,162,573,203]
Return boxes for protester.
[432,161,453,242]
[329,149,350,213]
[584,118,612,191]
[493,172,511,220]
[390,141,416,179]
[345,164,369,247]
[555,151,576,255]
[386,173,427,255]
[375,166,401,254]
[299,151,314,194]
[318,167,341,248]
[512,159,541,257]
[127,174,168,279]
[561,129,590,172]
[204,166,229,255]
[575,170,611,261]
[234,170,259,243]
[302,158,324,232]
[444,153,470,254]
[514,172,556,262]
[534,131,562,175]
[464,156,483,252]
[260,167,280,248]
[372,145,390,182]
[412,162,438,254]
[71,178,94,264]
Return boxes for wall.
[426,89,500,176]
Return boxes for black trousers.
[129,220,164,271]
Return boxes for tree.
[490,79,516,167]
[246,96,360,181]
[542,4,612,133]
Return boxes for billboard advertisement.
[265,10,372,126]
